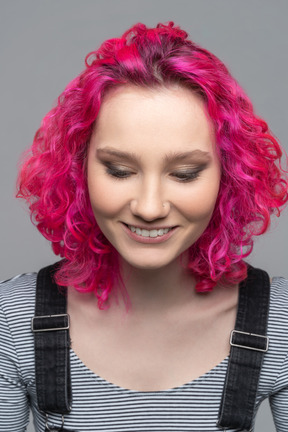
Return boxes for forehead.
[91,85,216,155]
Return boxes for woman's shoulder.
[270,276,288,308]
[0,271,39,385]
[257,276,288,392]
[0,261,62,322]
[0,271,37,319]
[0,271,37,297]
[267,276,288,345]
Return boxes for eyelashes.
[105,167,132,180]
[170,170,201,182]
[104,163,203,183]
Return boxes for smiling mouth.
[125,224,175,238]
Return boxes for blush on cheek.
[90,197,118,217]
[88,180,123,216]
[183,178,220,222]
[175,194,218,223]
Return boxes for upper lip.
[123,223,177,230]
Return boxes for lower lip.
[121,223,178,244]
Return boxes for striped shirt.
[0,272,288,432]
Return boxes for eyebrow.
[96,147,212,164]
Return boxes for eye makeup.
[96,146,211,184]
[105,164,134,180]
[170,169,203,182]
[102,161,207,183]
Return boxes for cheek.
[175,177,220,222]
[87,174,128,218]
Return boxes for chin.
[120,253,179,271]
[131,262,166,270]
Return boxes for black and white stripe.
[1,273,288,431]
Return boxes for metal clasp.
[31,314,70,332]
[230,329,269,352]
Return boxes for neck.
[111,254,198,314]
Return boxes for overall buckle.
[230,329,269,352]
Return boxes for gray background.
[1,1,287,431]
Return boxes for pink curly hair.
[17,21,288,310]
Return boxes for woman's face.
[87,85,221,270]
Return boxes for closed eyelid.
[102,161,207,173]
[103,161,135,171]
[171,162,209,170]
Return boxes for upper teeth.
[128,225,173,238]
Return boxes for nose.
[130,177,170,221]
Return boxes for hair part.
[17,21,288,310]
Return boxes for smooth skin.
[67,85,239,391]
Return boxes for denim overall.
[31,261,270,432]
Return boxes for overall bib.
[31,262,270,432]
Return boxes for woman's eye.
[103,163,202,182]
[171,170,201,182]
[106,167,133,179]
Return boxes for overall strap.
[31,261,72,414]
[217,265,270,431]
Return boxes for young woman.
[1,21,288,432]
